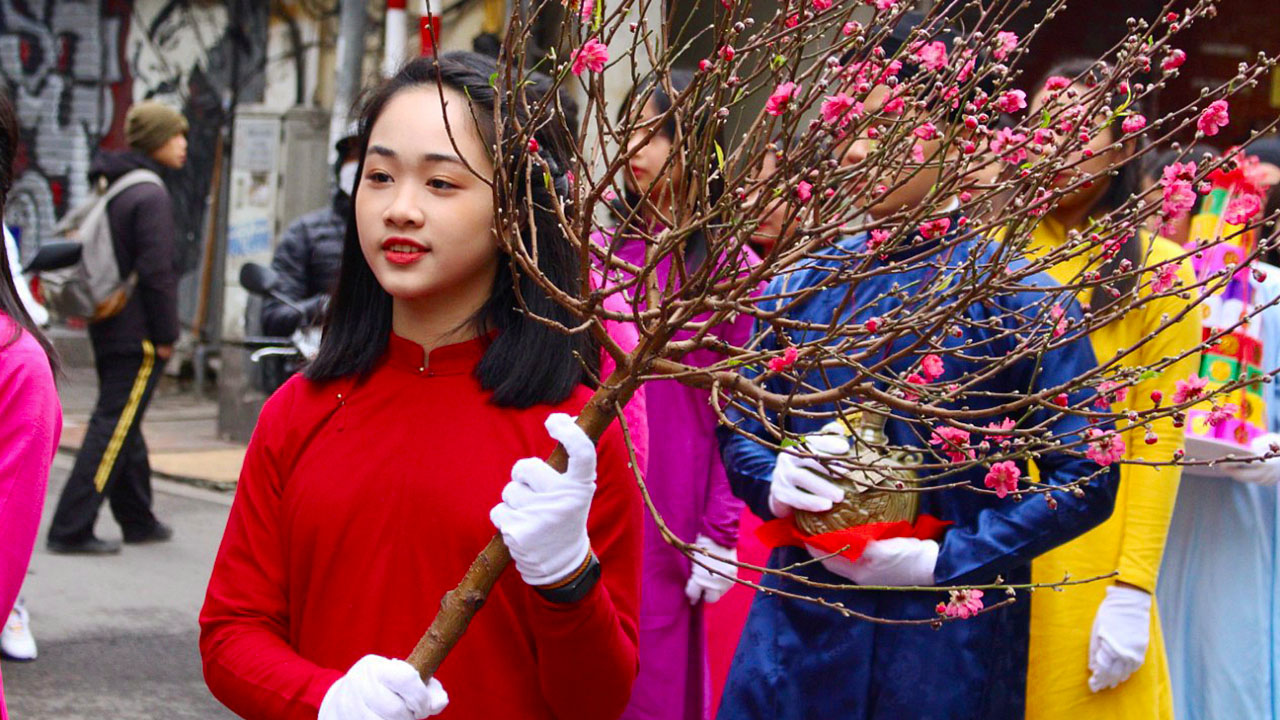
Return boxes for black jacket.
[261,192,348,336]
[86,150,180,353]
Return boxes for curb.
[56,445,240,493]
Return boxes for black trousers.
[49,341,165,543]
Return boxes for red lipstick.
[380,236,428,265]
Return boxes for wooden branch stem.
[405,370,638,679]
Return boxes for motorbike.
[238,262,322,393]
[22,241,82,275]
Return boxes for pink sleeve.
[601,316,649,478]
[598,273,648,477]
[0,331,61,619]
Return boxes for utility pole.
[384,0,408,77]
[329,0,369,164]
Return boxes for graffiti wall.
[0,0,268,323]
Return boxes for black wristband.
[535,553,602,604]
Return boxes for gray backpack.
[41,169,164,321]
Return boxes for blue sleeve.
[718,409,780,522]
[934,300,1120,586]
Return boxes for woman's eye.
[428,178,457,190]
[366,171,392,184]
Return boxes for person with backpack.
[46,100,187,555]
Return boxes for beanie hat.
[125,101,188,154]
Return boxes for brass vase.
[793,410,924,536]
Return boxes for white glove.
[1088,585,1152,693]
[319,655,448,720]
[684,534,738,605]
[768,428,850,518]
[1224,433,1280,486]
[804,536,939,586]
[490,413,596,586]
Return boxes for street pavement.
[2,450,238,718]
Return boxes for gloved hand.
[1088,584,1152,693]
[319,655,448,720]
[491,413,596,587]
[804,536,939,586]
[684,534,738,605]
[1224,433,1280,486]
[768,426,850,518]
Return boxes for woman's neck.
[1048,202,1095,235]
[391,292,486,354]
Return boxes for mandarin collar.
[384,332,490,376]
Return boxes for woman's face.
[837,85,948,220]
[748,152,791,253]
[1030,83,1124,217]
[624,97,677,207]
[356,86,498,309]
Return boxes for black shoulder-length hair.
[613,68,726,271]
[1039,58,1149,313]
[0,89,58,374]
[306,52,597,408]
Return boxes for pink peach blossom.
[795,181,813,203]
[937,588,984,619]
[1161,180,1196,220]
[921,354,945,381]
[919,217,952,240]
[1043,75,1071,92]
[984,461,1021,498]
[570,38,609,75]
[1198,100,1230,136]
[1121,114,1147,134]
[1225,194,1262,225]
[1162,49,1186,72]
[1151,262,1179,293]
[985,418,1016,439]
[930,426,974,463]
[912,41,948,72]
[766,82,801,116]
[913,122,939,141]
[1207,402,1240,428]
[768,346,799,372]
[1085,429,1125,466]
[1097,379,1129,404]
[821,93,861,127]
[993,31,1019,61]
[1160,162,1198,219]
[881,91,906,115]
[990,127,1028,164]
[1172,373,1208,404]
[868,229,890,252]
[995,90,1027,114]
[1049,303,1068,338]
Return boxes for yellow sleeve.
[1115,258,1201,592]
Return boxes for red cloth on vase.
[756,514,951,562]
